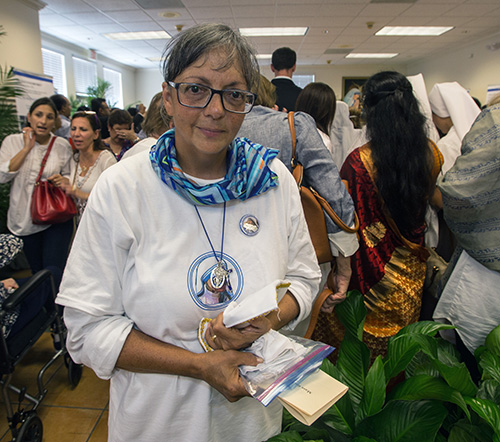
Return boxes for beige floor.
[0,332,109,441]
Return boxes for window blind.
[42,48,67,96]
[73,57,97,95]
[103,67,123,109]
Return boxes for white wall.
[260,63,408,100]
[1,0,44,74]
[408,32,500,105]
[41,34,137,108]
[136,67,165,109]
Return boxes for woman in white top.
[51,111,116,224]
[0,97,73,283]
[295,82,336,157]
[56,23,320,442]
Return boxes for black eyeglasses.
[168,81,256,114]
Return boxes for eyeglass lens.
[176,83,254,113]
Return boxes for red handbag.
[30,136,77,225]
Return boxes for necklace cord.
[195,201,226,262]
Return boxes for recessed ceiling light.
[159,11,180,18]
[147,57,164,61]
[376,26,453,36]
[239,27,308,37]
[256,54,272,59]
[346,53,398,58]
[104,31,171,40]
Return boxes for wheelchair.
[0,269,82,442]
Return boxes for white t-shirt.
[57,149,321,442]
[0,134,72,235]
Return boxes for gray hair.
[162,23,260,93]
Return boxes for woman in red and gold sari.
[315,71,442,361]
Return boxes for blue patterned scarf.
[150,129,279,205]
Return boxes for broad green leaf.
[464,397,500,438]
[335,290,366,340]
[479,351,500,384]
[411,334,439,360]
[477,379,500,405]
[266,430,304,442]
[393,321,455,338]
[355,400,448,442]
[484,324,500,358]
[448,419,495,442]
[352,437,378,442]
[358,356,386,423]
[300,427,330,441]
[315,422,352,442]
[321,391,355,435]
[387,375,470,418]
[319,360,355,434]
[384,324,454,380]
[383,335,420,380]
[406,352,439,378]
[434,338,462,365]
[432,359,478,397]
[337,333,370,408]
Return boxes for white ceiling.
[38,0,500,69]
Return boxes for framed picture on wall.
[342,77,369,101]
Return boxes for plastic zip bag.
[240,330,334,406]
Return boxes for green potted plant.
[268,290,500,442]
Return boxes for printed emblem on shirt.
[239,214,260,236]
[187,252,243,310]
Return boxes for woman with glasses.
[49,111,116,224]
[0,97,73,284]
[57,23,320,442]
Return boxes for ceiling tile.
[84,0,140,11]
[39,14,78,27]
[186,6,235,19]
[40,0,95,13]
[63,12,115,24]
[446,3,500,15]
[104,10,153,22]
[85,23,127,33]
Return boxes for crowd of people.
[0,22,498,442]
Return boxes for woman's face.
[70,117,98,151]
[163,50,247,178]
[27,104,56,142]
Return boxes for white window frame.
[41,48,67,96]
[103,67,123,109]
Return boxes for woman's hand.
[198,349,262,402]
[116,124,137,143]
[321,255,351,313]
[2,278,19,293]
[22,127,36,151]
[205,313,272,351]
[48,174,75,195]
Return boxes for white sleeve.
[63,307,134,379]
[328,229,359,257]
[0,135,21,183]
[57,170,135,377]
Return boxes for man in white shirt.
[50,94,72,140]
